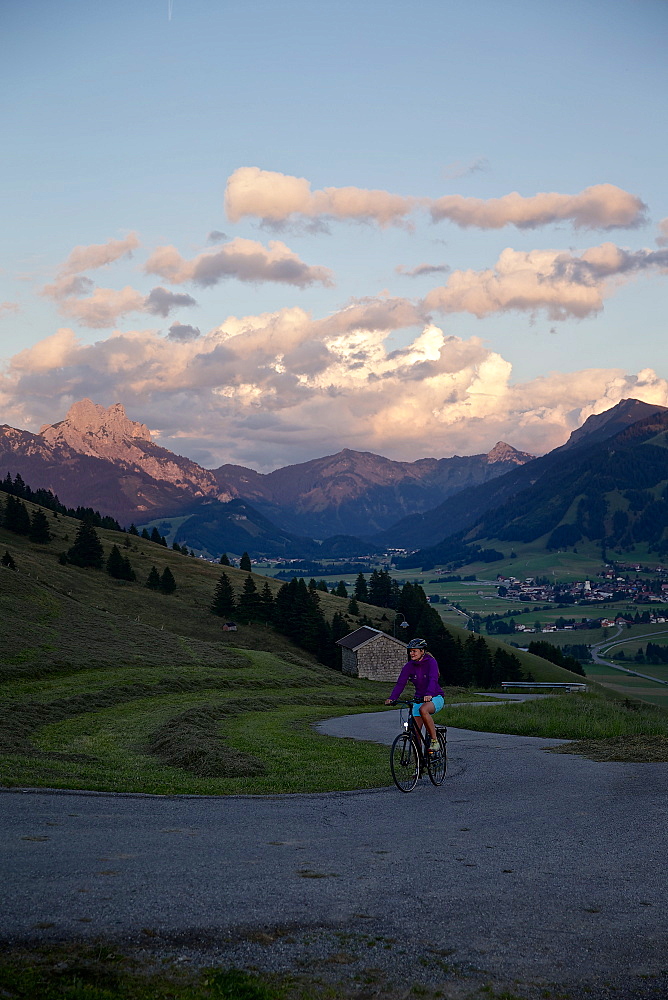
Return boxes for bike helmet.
[406,638,428,649]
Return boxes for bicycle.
[388,700,447,792]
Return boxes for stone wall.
[341,636,406,682]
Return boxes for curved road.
[1,712,667,997]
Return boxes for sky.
[1,0,667,471]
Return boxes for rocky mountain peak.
[486,441,533,464]
[40,399,152,454]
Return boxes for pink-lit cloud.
[60,233,140,275]
[423,242,668,321]
[430,184,646,230]
[225,167,419,228]
[224,168,646,232]
[144,237,334,288]
[0,301,19,319]
[3,309,667,469]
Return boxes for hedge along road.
[1,710,667,998]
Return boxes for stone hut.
[336,627,407,682]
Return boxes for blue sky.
[1,0,667,470]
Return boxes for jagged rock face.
[486,441,534,465]
[40,399,152,452]
[38,400,232,503]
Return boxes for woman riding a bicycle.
[385,638,444,753]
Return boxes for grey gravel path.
[1,711,667,998]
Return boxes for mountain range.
[0,398,532,552]
[1,396,666,560]
[400,400,668,569]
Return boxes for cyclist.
[384,638,444,753]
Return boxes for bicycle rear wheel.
[390,734,420,792]
[427,729,447,786]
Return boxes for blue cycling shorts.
[412,695,444,716]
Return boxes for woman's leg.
[419,701,437,743]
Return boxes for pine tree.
[141,528,151,540]
[121,555,136,581]
[335,580,348,598]
[106,545,125,579]
[354,572,368,602]
[159,566,176,594]
[240,551,252,572]
[128,523,139,536]
[150,527,162,544]
[146,565,161,590]
[28,508,52,544]
[259,581,275,623]
[67,521,104,569]
[347,596,359,615]
[316,580,329,593]
[4,495,31,535]
[237,575,262,622]
[219,552,231,566]
[1,550,16,570]
[210,572,236,616]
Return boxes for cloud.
[0,301,19,319]
[167,322,201,342]
[423,242,668,321]
[144,287,197,317]
[57,286,147,328]
[4,308,667,469]
[396,262,451,278]
[60,233,140,275]
[225,167,419,228]
[144,237,334,288]
[656,218,668,248]
[224,168,646,232]
[207,230,228,244]
[53,285,197,328]
[429,184,647,230]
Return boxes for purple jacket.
[389,653,443,703]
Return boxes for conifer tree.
[219,552,230,566]
[150,527,162,544]
[240,551,252,571]
[28,508,52,544]
[347,596,359,615]
[237,574,262,622]
[3,495,31,535]
[335,580,348,598]
[159,566,176,594]
[354,572,368,602]
[128,523,139,536]
[316,580,329,593]
[141,528,151,540]
[146,565,161,590]
[210,572,236,616]
[259,581,275,623]
[106,544,125,579]
[67,521,104,569]
[121,555,136,581]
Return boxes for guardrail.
[501,681,588,693]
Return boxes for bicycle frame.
[389,700,447,792]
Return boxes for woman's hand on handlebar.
[384,698,395,705]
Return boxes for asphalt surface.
[1,710,667,998]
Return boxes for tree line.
[210,567,531,686]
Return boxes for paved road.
[1,713,667,996]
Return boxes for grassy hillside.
[3,493,666,790]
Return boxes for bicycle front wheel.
[427,730,447,786]
[390,734,420,792]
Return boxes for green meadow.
[3,492,668,792]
